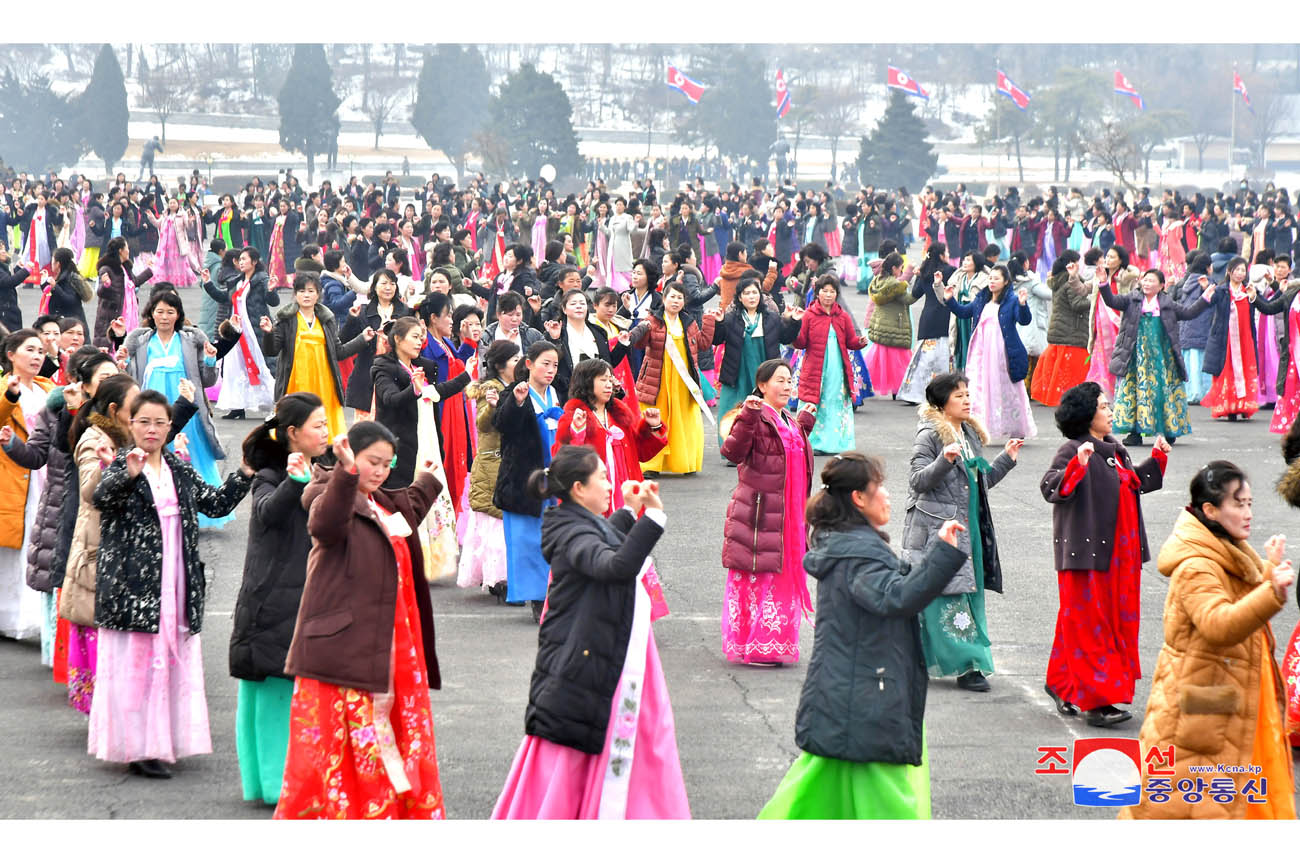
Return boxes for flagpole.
[995,58,1002,189]
[663,60,671,184]
[1230,64,1237,179]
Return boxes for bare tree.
[363,77,405,150]
[1249,82,1290,167]
[1086,121,1142,196]
[140,61,190,148]
[810,85,861,182]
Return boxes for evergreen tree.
[0,69,85,174]
[411,46,491,182]
[856,91,938,193]
[78,44,128,177]
[277,45,340,184]
[485,63,581,180]
[681,51,777,166]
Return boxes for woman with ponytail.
[493,444,689,819]
[759,452,967,819]
[228,393,332,806]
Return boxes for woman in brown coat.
[276,421,446,820]
[719,359,816,666]
[1121,460,1296,819]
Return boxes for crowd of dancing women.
[0,165,1298,819]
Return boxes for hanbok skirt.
[503,511,549,603]
[236,677,294,805]
[966,315,1036,439]
[492,631,690,819]
[1257,313,1280,405]
[1031,344,1089,407]
[67,624,98,714]
[1203,324,1259,420]
[456,510,508,590]
[898,338,952,404]
[758,735,929,820]
[806,330,855,453]
[1283,618,1300,747]
[639,342,704,475]
[1112,317,1192,438]
[0,471,46,640]
[864,343,911,396]
[79,246,100,280]
[1085,312,1120,396]
[918,586,994,678]
[1182,348,1212,405]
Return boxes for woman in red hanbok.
[1040,382,1169,728]
[275,425,445,820]
[418,296,479,518]
[554,358,666,514]
[1203,256,1260,420]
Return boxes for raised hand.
[742,394,764,412]
[177,378,196,402]
[643,407,662,427]
[1271,559,1294,600]
[943,284,955,301]
[938,520,966,547]
[1153,434,1172,454]
[513,381,530,405]
[571,407,587,432]
[0,425,12,447]
[62,382,84,412]
[1076,440,1095,466]
[942,442,962,463]
[124,447,148,478]
[200,267,210,283]
[483,387,500,407]
[331,433,355,471]
[933,271,944,287]
[110,317,127,337]
[640,479,663,511]
[710,307,726,322]
[93,440,115,466]
[543,318,562,340]
[349,300,364,318]
[230,314,242,332]
[1265,534,1287,566]
[203,340,217,358]
[1016,287,1029,305]
[285,451,310,479]
[411,366,428,391]
[1004,438,1024,461]
[173,433,191,461]
[362,327,376,342]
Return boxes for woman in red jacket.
[554,358,666,515]
[792,275,867,455]
[719,359,816,665]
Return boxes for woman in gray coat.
[902,372,1021,692]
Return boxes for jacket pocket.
[914,499,959,523]
[301,609,354,638]
[1172,683,1240,755]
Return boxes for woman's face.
[151,301,179,332]
[1090,393,1114,437]
[110,385,140,428]
[85,361,118,397]
[1104,248,1121,271]
[962,255,975,274]
[1204,479,1253,541]
[740,285,761,311]
[632,264,647,289]
[1140,272,1162,296]
[6,337,44,379]
[354,440,394,495]
[429,272,451,294]
[385,253,400,272]
[592,370,616,406]
[571,462,613,516]
[852,480,891,528]
[287,406,331,458]
[817,284,838,309]
[942,383,971,422]
[594,295,617,322]
[662,288,685,316]
[431,309,453,339]
[1229,263,1247,283]
[502,354,520,382]
[239,251,254,274]
[129,400,170,454]
[459,314,483,343]
[375,276,396,302]
[60,324,85,351]
[528,349,559,387]
[397,325,425,358]
[564,293,588,321]
[661,254,676,276]
[759,365,793,405]
[503,250,517,271]
[989,270,1007,292]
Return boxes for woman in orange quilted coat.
[1121,460,1296,819]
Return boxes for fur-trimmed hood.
[917,402,989,447]
[1278,416,1300,507]
[87,411,131,448]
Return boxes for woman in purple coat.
[719,359,816,666]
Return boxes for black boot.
[222,409,245,420]
[1122,431,1142,446]
[129,759,172,779]
[1044,683,1078,716]
[1083,705,1133,727]
[956,671,991,692]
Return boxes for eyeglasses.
[130,418,170,429]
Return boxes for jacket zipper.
[752,492,762,572]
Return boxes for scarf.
[1226,286,1248,398]
[660,317,715,427]
[231,278,264,386]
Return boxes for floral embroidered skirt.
[758,732,929,819]
[1283,618,1300,747]
[898,338,952,404]
[492,631,690,819]
[1112,316,1192,438]
[918,586,994,678]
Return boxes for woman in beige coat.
[1121,460,1296,819]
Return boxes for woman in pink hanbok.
[1159,205,1187,283]
[89,390,252,779]
[719,360,815,666]
[1250,259,1281,408]
[493,446,688,819]
[1086,245,1137,396]
[147,200,197,288]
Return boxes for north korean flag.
[996,69,1031,111]
[886,66,929,101]
[1234,71,1254,114]
[1113,70,1145,111]
[666,64,706,104]
[775,68,791,118]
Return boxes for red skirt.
[1284,618,1300,747]
[1030,344,1089,407]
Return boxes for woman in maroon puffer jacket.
[791,275,867,455]
[719,359,816,666]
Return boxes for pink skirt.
[455,509,508,590]
[1086,312,1119,395]
[492,631,690,819]
[864,343,911,395]
[1258,314,1280,405]
[67,624,98,715]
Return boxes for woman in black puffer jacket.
[491,445,688,819]
[759,452,966,820]
[228,393,332,806]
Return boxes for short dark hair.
[805,452,886,538]
[1055,381,1103,440]
[725,241,745,261]
[799,242,828,263]
[1188,460,1249,540]
[496,291,525,315]
[526,444,602,503]
[568,357,614,407]
[33,314,60,332]
[925,372,970,411]
[481,339,520,382]
[143,289,185,327]
[129,388,173,419]
[323,249,344,271]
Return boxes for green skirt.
[919,585,994,678]
[758,729,930,819]
[235,677,294,805]
[717,335,768,447]
[1113,315,1192,438]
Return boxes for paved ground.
[1,280,1297,819]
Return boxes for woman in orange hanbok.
[275,424,445,820]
